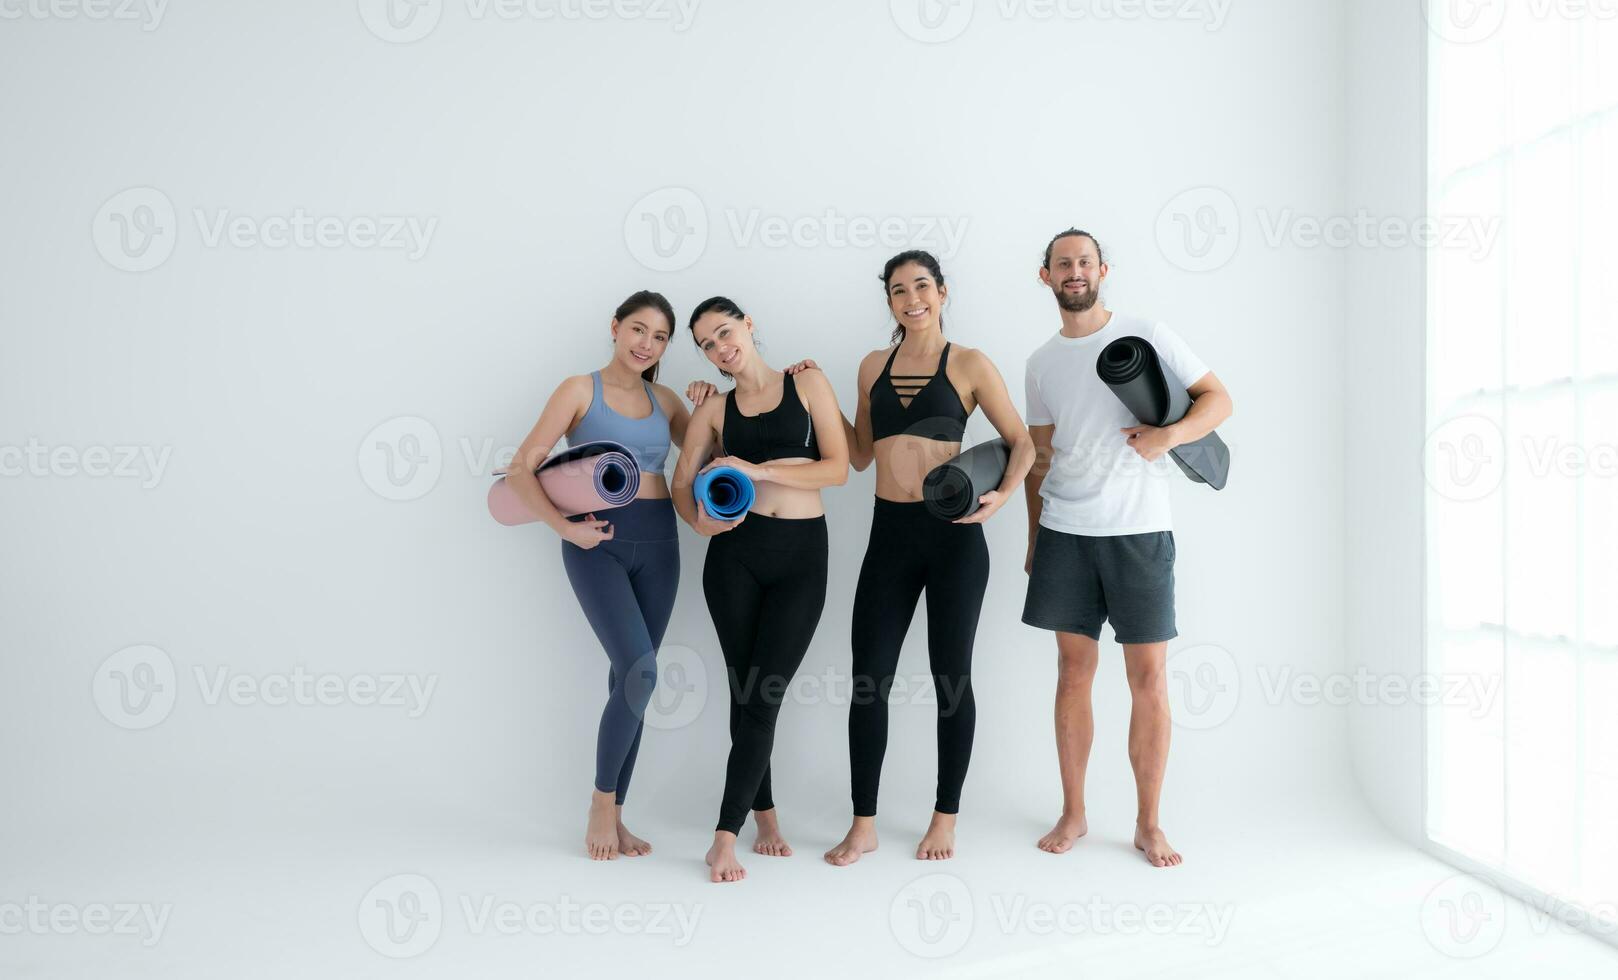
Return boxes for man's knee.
[1125,655,1168,695]
[1056,635,1099,687]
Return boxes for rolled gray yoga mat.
[923,438,1011,520]
[1096,335,1229,491]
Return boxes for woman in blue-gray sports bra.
[506,290,694,862]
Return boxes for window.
[1427,5,1618,920]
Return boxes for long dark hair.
[614,290,676,383]
[880,250,947,345]
[688,296,748,379]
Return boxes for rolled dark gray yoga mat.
[923,438,1011,521]
[1096,336,1229,490]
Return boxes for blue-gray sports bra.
[568,371,672,474]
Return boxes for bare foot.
[1134,824,1182,867]
[585,791,619,861]
[916,812,956,861]
[751,808,793,857]
[1038,811,1089,854]
[824,816,879,867]
[706,832,747,883]
[616,808,652,857]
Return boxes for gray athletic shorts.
[1021,526,1177,644]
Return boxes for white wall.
[0,0,1359,842]
[1344,0,1430,843]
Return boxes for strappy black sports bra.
[723,371,821,464]
[869,342,969,443]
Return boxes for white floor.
[6,801,1617,979]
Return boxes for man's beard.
[1054,281,1099,313]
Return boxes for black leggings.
[849,498,989,817]
[703,513,829,835]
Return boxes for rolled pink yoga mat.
[488,441,642,526]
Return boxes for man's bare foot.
[1134,824,1182,867]
[824,816,879,867]
[616,808,651,857]
[585,791,619,861]
[1038,811,1089,854]
[706,832,747,883]
[916,812,956,861]
[751,808,792,857]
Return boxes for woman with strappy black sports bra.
[673,296,850,883]
[788,251,1034,864]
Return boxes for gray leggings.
[560,498,680,804]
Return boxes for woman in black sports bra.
[786,250,1034,865]
[673,296,850,883]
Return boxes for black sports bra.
[869,342,969,443]
[723,372,821,464]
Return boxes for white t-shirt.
[1025,312,1211,537]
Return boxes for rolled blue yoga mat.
[694,466,755,521]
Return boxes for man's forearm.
[1024,463,1047,542]
[1167,391,1232,447]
